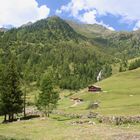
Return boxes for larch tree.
[36,72,59,117]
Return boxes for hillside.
[97,68,140,115]
[67,20,140,59]
[58,68,140,116]
[1,16,140,91]
[67,20,114,38]
[0,16,113,90]
[18,16,84,42]
[0,16,83,44]
[0,16,140,90]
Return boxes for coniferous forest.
[0,17,113,91]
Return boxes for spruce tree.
[0,57,23,122]
[36,73,59,117]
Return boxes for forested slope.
[0,16,112,90]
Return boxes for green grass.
[0,116,140,140]
[57,68,140,116]
[0,117,105,140]
[1,69,140,140]
[95,68,140,115]
[22,67,140,116]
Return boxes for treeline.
[129,59,140,70]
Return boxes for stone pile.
[97,115,140,125]
[71,120,96,125]
[53,111,98,119]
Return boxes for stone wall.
[97,115,140,125]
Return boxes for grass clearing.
[0,116,140,140]
[57,68,140,116]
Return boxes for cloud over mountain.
[57,0,140,30]
[0,0,50,27]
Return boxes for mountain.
[69,21,140,59]
[67,19,140,59]
[67,20,114,38]
[1,16,140,90]
[21,22,33,27]
[98,31,140,59]
[0,16,85,45]
[0,16,112,90]
[16,16,84,43]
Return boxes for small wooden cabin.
[88,85,102,92]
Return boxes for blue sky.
[37,0,69,14]
[36,0,76,21]
[36,0,140,31]
[0,0,140,31]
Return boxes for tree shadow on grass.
[20,115,40,120]
[1,115,40,124]
[52,116,72,121]
[0,135,29,140]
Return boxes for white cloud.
[0,0,50,27]
[99,21,115,31]
[57,0,140,30]
[133,21,140,31]
[76,10,115,30]
[56,9,62,15]
[79,10,97,24]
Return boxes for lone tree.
[0,57,23,122]
[36,73,59,117]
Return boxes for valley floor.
[1,68,140,140]
[0,117,140,140]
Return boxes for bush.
[129,59,140,70]
[87,101,99,110]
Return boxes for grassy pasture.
[0,68,140,140]
[57,68,140,116]
[0,116,140,140]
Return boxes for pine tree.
[36,73,59,117]
[0,57,23,122]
